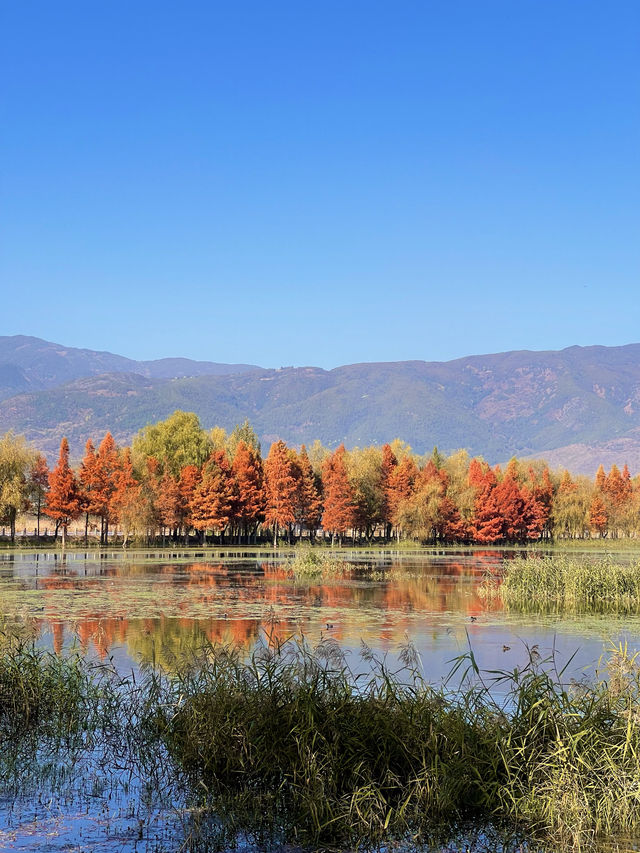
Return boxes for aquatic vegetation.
[148,635,640,850]
[483,554,640,613]
[289,547,351,578]
[0,625,106,738]
[2,626,640,850]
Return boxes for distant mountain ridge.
[0,335,260,398]
[1,335,640,475]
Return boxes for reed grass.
[0,626,106,737]
[289,548,351,578]
[3,624,640,850]
[147,635,640,850]
[484,554,640,613]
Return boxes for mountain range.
[1,335,640,475]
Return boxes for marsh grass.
[0,625,107,739]
[3,623,640,851]
[289,548,351,579]
[144,634,640,851]
[482,554,640,613]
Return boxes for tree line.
[0,410,639,546]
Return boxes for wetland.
[2,547,640,852]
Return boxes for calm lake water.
[1,547,640,852]
[1,547,640,682]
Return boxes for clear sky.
[2,1,638,369]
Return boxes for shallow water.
[1,547,640,683]
[2,546,640,852]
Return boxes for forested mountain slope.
[1,337,640,474]
[0,335,259,398]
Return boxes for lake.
[2,547,639,682]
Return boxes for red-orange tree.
[385,455,417,541]
[321,445,355,544]
[469,459,502,543]
[46,437,82,547]
[155,466,183,539]
[264,440,296,546]
[79,438,100,541]
[291,445,322,539]
[190,451,234,544]
[80,433,121,544]
[178,464,202,543]
[231,440,265,542]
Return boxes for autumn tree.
[589,495,609,537]
[469,459,503,543]
[264,440,297,547]
[492,461,527,542]
[46,437,82,547]
[603,464,633,536]
[79,439,100,541]
[385,455,417,541]
[178,464,202,544]
[190,451,234,544]
[520,466,553,540]
[322,445,356,545]
[110,448,146,545]
[93,433,120,544]
[379,444,398,539]
[231,440,265,542]
[291,445,322,539]
[154,464,183,542]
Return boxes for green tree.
[132,411,212,478]
[346,446,384,540]
[0,432,35,542]
[227,419,261,458]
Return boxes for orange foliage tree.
[178,464,202,544]
[46,437,82,547]
[231,440,265,543]
[190,451,234,544]
[469,459,502,543]
[291,445,322,540]
[264,440,297,547]
[90,433,121,544]
[321,445,356,545]
[385,455,416,541]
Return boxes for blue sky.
[2,1,638,368]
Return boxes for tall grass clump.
[289,547,351,579]
[0,625,115,741]
[147,635,640,850]
[494,554,640,613]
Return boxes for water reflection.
[1,549,639,682]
